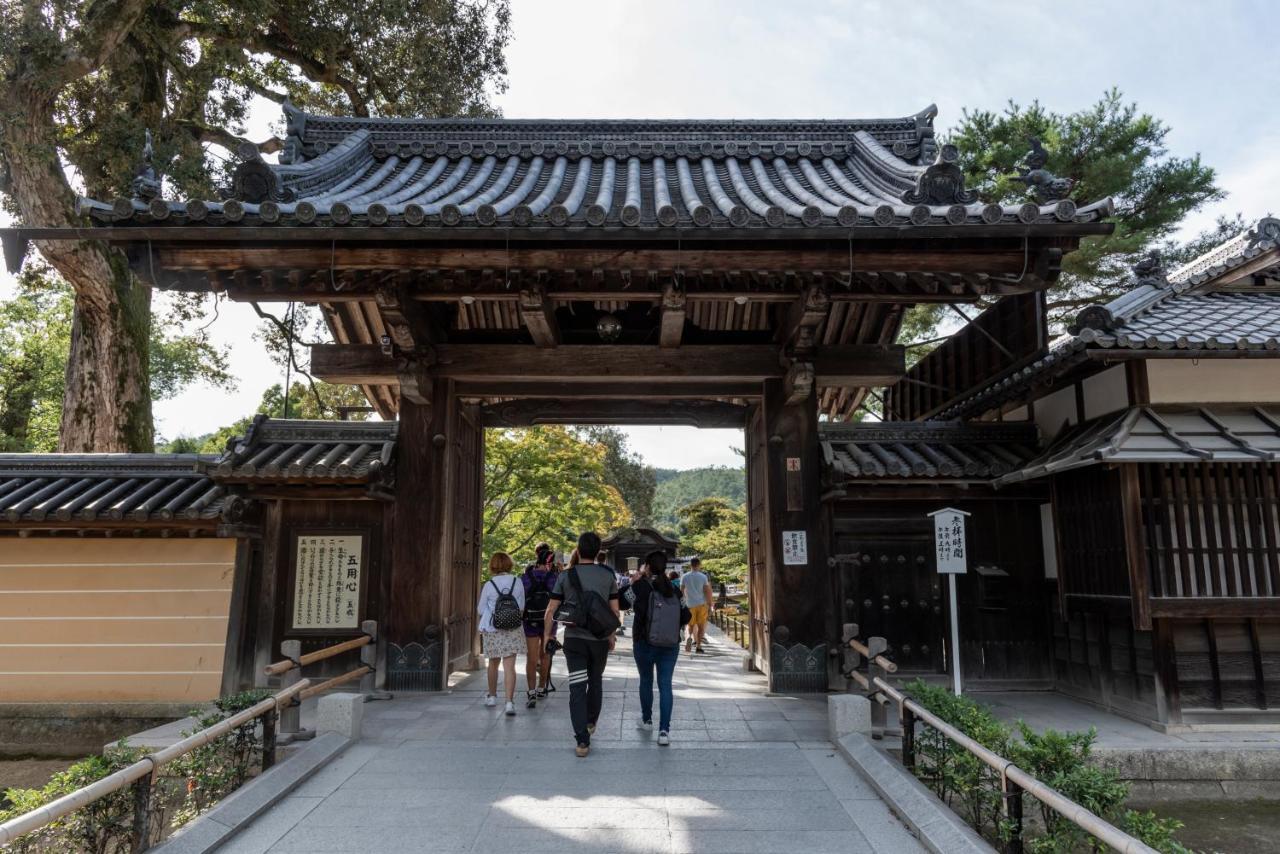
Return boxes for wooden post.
[360,620,378,693]
[129,771,153,853]
[1003,774,1024,854]
[261,708,277,771]
[902,706,916,771]
[279,639,302,735]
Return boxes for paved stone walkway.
[218,622,925,853]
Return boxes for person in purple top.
[521,543,559,708]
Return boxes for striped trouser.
[563,636,609,744]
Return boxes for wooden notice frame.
[286,528,371,636]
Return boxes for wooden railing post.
[279,640,302,735]
[1003,772,1024,854]
[261,708,277,771]
[129,769,153,853]
[360,620,377,693]
[902,705,916,772]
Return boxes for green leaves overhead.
[949,89,1223,324]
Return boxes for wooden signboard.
[290,532,366,632]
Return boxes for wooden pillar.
[761,377,831,692]
[386,379,456,690]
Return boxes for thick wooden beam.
[312,342,904,390]
[481,399,749,428]
[813,345,905,388]
[156,244,1040,275]
[458,381,763,399]
[659,283,686,349]
[517,283,560,348]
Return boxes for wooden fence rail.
[0,679,310,850]
[710,609,751,650]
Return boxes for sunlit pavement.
[217,622,925,853]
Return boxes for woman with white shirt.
[477,552,525,715]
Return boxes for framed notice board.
[287,530,370,634]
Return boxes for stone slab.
[315,693,364,739]
[835,732,993,854]
[829,693,872,740]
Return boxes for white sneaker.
[657,731,670,746]
[484,694,497,707]
[504,701,516,716]
[637,719,653,731]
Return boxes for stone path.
[217,622,925,853]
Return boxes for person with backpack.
[630,551,691,745]
[539,531,620,757]
[477,552,526,716]
[521,545,559,708]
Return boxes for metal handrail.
[0,678,309,847]
[871,676,1158,854]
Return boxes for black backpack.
[525,570,552,621]
[646,589,682,647]
[488,577,523,630]
[554,567,621,639]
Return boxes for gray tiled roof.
[0,454,224,524]
[822,421,1039,481]
[205,417,397,483]
[78,105,1110,232]
[996,406,1280,485]
[938,218,1280,420]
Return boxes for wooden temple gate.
[4,104,1111,691]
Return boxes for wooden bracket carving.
[517,283,560,348]
[659,282,687,349]
[397,355,435,406]
[784,361,815,405]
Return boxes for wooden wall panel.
[0,539,236,703]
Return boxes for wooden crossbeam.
[481,399,748,428]
[310,343,905,388]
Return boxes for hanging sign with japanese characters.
[782,530,808,565]
[292,534,364,630]
[928,508,970,574]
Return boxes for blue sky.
[4,1,1277,468]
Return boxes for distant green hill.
[652,466,747,534]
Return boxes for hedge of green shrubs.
[903,680,1190,853]
[0,690,272,853]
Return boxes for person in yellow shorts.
[681,558,715,653]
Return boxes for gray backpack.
[646,589,682,648]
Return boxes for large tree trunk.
[2,82,155,452]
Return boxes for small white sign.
[782,530,808,565]
[786,457,801,471]
[928,508,970,575]
[293,534,363,630]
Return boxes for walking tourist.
[522,544,559,707]
[477,552,525,716]
[615,563,633,636]
[631,551,690,746]
[682,557,715,654]
[541,531,620,757]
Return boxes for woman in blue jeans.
[631,551,691,745]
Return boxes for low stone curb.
[152,731,350,854]
[835,732,993,854]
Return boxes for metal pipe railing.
[871,675,1158,854]
[0,678,309,848]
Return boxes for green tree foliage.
[0,0,511,450]
[949,89,1222,325]
[651,466,746,531]
[686,505,748,584]
[0,265,233,452]
[581,426,656,528]
[483,427,631,562]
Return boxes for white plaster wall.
[1005,405,1029,421]
[1082,365,1130,420]
[1147,360,1280,404]
[1040,503,1058,579]
[1034,386,1077,439]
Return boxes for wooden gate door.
[745,404,771,673]
[444,402,484,673]
[835,531,945,672]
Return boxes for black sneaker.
[526,691,538,709]
[536,686,548,699]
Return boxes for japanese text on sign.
[782,530,808,565]
[292,534,363,629]
[929,508,969,574]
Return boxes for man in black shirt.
[542,531,619,757]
